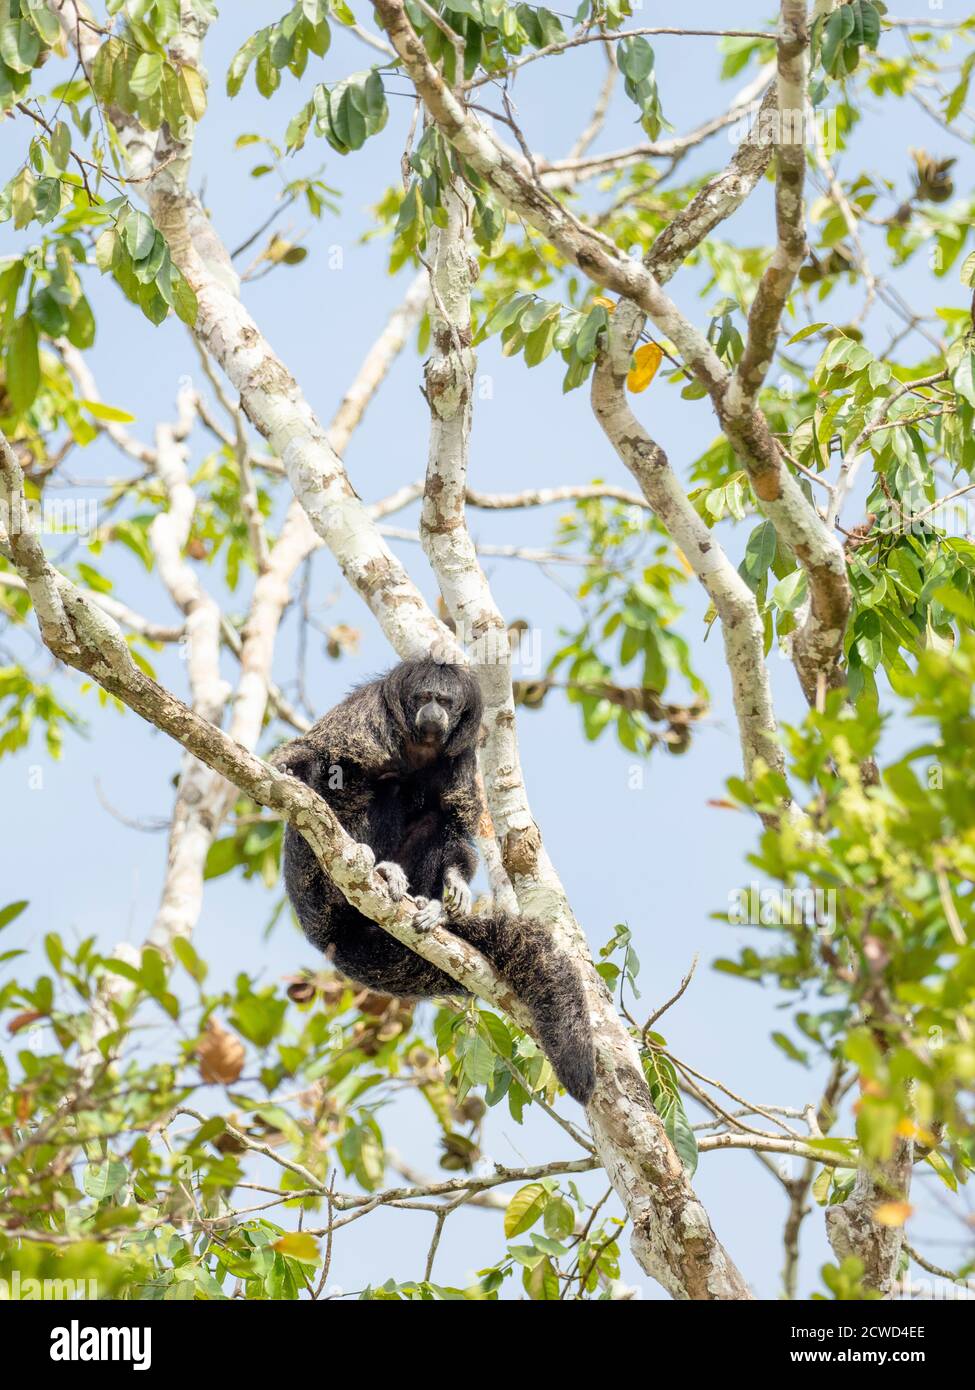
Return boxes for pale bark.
[592,303,782,780]
[147,392,232,950]
[590,88,782,779]
[465,483,648,511]
[644,86,778,285]
[719,2,849,703]
[727,2,809,414]
[417,185,752,1300]
[825,1140,914,1297]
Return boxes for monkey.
[273,657,596,1105]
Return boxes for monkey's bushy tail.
[445,912,596,1106]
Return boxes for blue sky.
[2,3,972,1298]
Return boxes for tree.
[0,0,973,1302]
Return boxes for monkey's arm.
[273,737,377,908]
[413,752,481,922]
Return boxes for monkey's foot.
[442,868,473,918]
[414,898,443,932]
[376,861,410,902]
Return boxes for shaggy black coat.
[274,658,596,1104]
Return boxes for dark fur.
[275,658,596,1104]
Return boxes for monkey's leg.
[414,866,472,928]
[442,866,473,917]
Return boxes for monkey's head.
[383,658,482,762]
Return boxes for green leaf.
[227,33,260,97]
[124,209,156,261]
[138,282,169,325]
[772,1030,809,1065]
[204,837,242,880]
[90,38,119,106]
[25,4,61,45]
[173,936,208,983]
[33,177,62,225]
[524,1255,559,1300]
[477,1009,512,1058]
[95,227,117,273]
[83,1160,128,1201]
[51,120,71,172]
[822,3,856,74]
[924,1149,958,1193]
[478,292,533,342]
[859,1,881,50]
[504,1183,548,1238]
[255,45,281,98]
[787,321,828,344]
[5,314,39,412]
[0,900,28,931]
[932,584,975,626]
[743,519,777,580]
[772,568,808,613]
[11,168,36,229]
[0,19,41,74]
[952,351,975,408]
[656,1093,699,1174]
[130,52,164,98]
[331,83,366,150]
[458,1032,495,1086]
[619,36,654,84]
[66,295,95,349]
[844,1028,883,1078]
[168,265,198,326]
[542,1196,576,1240]
[133,231,167,285]
[573,305,608,363]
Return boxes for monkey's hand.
[375,861,410,902]
[442,867,473,919]
[414,897,443,932]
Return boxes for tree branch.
[414,178,752,1301]
[372,0,851,707]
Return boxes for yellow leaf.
[872,1201,913,1228]
[627,342,663,394]
[674,547,693,577]
[895,1118,935,1147]
[263,233,295,264]
[592,295,616,312]
[272,1232,320,1263]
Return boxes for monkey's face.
[412,681,459,746]
[387,659,482,760]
